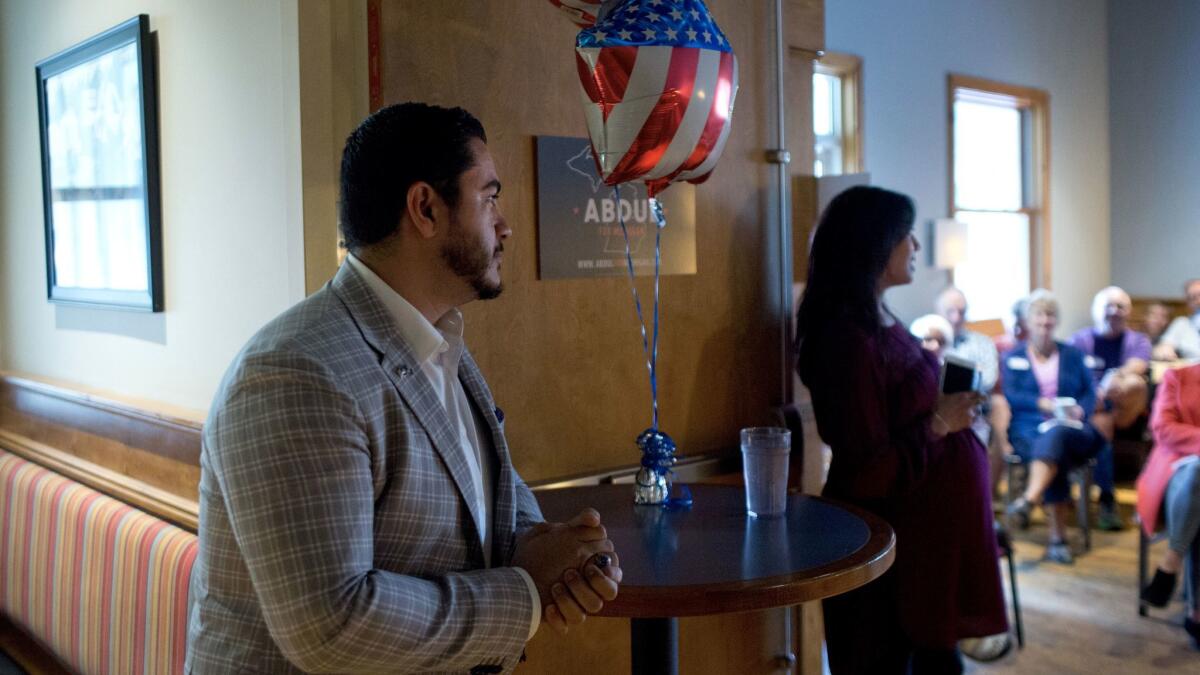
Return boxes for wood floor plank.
[967,501,1200,674]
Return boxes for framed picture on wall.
[36,15,163,311]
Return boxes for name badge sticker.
[1007,356,1031,371]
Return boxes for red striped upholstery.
[0,450,197,674]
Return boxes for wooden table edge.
[597,496,897,618]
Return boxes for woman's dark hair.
[795,185,916,341]
[338,102,486,251]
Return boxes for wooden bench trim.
[0,429,199,532]
[0,373,203,465]
[965,318,1006,338]
[1130,295,1189,334]
[0,374,202,503]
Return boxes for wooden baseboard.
[0,615,71,675]
[530,452,739,490]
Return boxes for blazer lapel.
[330,263,485,549]
[459,349,517,566]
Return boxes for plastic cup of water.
[740,427,791,518]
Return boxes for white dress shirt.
[949,329,999,392]
[1162,314,1200,359]
[347,254,540,638]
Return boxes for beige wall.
[298,0,369,294]
[0,0,310,417]
[1109,0,1200,298]
[826,0,1111,334]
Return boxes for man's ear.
[405,182,446,239]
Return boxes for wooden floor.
[965,494,1200,674]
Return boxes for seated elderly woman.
[1138,362,1200,647]
[1003,290,1107,564]
[909,313,955,358]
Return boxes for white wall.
[1109,0,1200,298]
[0,0,306,416]
[825,0,1111,333]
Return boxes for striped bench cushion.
[0,450,198,674]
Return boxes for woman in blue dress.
[1002,290,1106,564]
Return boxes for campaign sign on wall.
[535,136,696,279]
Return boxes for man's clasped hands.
[511,507,623,635]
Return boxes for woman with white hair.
[910,313,955,358]
[1069,285,1152,530]
[1003,291,1107,564]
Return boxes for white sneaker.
[960,633,1013,662]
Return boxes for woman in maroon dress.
[796,186,1007,673]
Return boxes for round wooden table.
[537,483,895,675]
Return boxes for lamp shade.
[934,218,967,269]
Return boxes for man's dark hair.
[338,102,486,251]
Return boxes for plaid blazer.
[187,262,543,674]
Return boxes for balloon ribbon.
[617,185,691,509]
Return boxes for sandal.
[1097,502,1126,531]
[1006,497,1032,530]
[1044,540,1074,565]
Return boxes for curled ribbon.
[619,186,690,508]
[636,427,692,509]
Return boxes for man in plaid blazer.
[187,103,621,673]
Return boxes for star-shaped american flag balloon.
[575,0,738,196]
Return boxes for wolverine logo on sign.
[536,135,697,279]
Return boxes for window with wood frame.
[813,52,862,176]
[948,74,1049,322]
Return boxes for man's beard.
[440,216,503,300]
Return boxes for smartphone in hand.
[940,354,981,395]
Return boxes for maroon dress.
[799,320,1006,670]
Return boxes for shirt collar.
[346,253,463,365]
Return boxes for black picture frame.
[36,15,162,312]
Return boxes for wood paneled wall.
[375,1,800,482]
[2,3,831,672]
[1129,296,1189,334]
[520,609,795,675]
[374,3,826,674]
